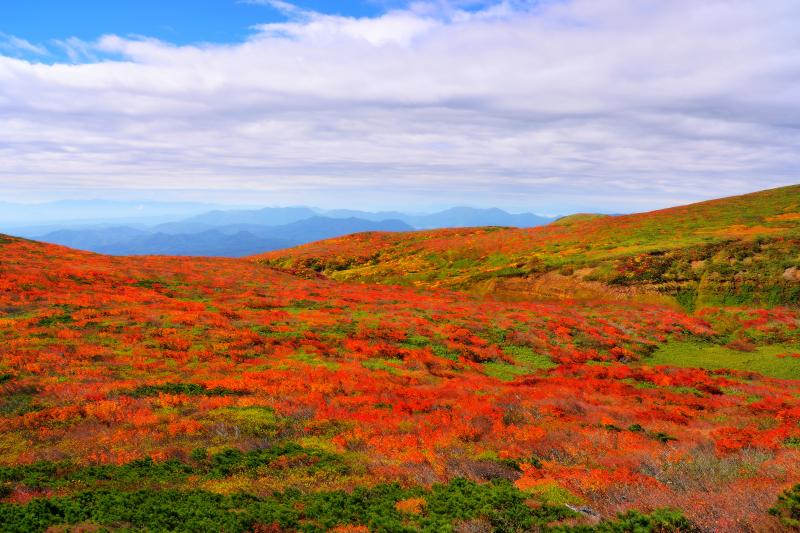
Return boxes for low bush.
[0,477,696,532]
[770,484,800,530]
[121,382,243,398]
[0,442,346,491]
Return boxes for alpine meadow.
[2,1,800,532]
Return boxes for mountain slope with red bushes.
[1,189,800,531]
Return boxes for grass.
[517,480,584,506]
[361,358,404,374]
[207,406,283,438]
[483,362,530,381]
[120,382,242,398]
[645,341,800,380]
[484,346,556,381]
[504,345,556,370]
[290,350,339,370]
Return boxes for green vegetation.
[784,437,800,449]
[483,343,557,380]
[207,406,287,438]
[0,443,347,493]
[0,458,193,492]
[770,483,800,529]
[504,345,557,369]
[121,382,243,398]
[291,350,340,370]
[362,358,404,374]
[550,213,611,227]
[646,342,800,380]
[133,279,163,289]
[35,305,77,327]
[0,387,41,416]
[604,423,677,444]
[556,508,697,532]
[0,476,695,533]
[604,238,800,309]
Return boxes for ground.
[1,186,800,531]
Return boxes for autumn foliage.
[1,188,800,532]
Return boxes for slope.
[259,185,800,308]
[0,234,799,530]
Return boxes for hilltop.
[259,186,800,309]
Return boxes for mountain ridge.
[39,216,413,257]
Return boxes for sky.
[0,0,799,214]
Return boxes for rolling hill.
[259,185,800,309]
[0,187,799,531]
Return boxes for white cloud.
[0,0,798,211]
[255,11,440,46]
[0,33,48,56]
[53,37,100,63]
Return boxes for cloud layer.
[1,0,799,211]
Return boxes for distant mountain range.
[0,200,234,226]
[322,207,551,229]
[2,205,555,257]
[150,206,552,233]
[34,217,414,257]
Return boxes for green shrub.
[0,443,346,491]
[553,508,697,532]
[784,437,800,449]
[0,478,695,533]
[122,382,242,398]
[770,484,800,529]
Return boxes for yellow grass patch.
[395,497,426,514]
[710,225,785,237]
[767,212,800,222]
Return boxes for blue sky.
[0,1,388,59]
[1,1,390,39]
[0,0,798,213]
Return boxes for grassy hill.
[258,185,800,309]
[1,188,800,531]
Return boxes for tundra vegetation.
[1,186,799,531]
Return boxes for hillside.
[259,186,800,309]
[1,230,800,531]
